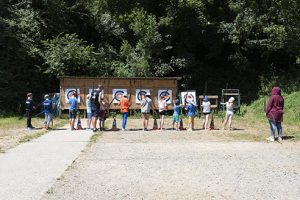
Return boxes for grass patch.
[19,131,46,143]
[18,118,68,143]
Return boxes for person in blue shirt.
[25,93,36,130]
[172,99,181,130]
[69,92,78,130]
[186,100,197,131]
[43,94,54,130]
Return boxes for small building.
[59,76,180,111]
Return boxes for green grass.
[240,91,300,140]
[18,118,68,143]
[0,117,25,127]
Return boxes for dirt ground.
[39,118,300,200]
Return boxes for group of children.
[25,87,237,132]
[83,87,237,131]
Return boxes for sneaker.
[143,128,148,131]
[122,128,126,131]
[27,127,32,131]
[278,137,283,142]
[267,136,275,142]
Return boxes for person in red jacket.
[119,93,131,131]
[265,87,284,142]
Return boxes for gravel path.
[0,124,91,200]
[43,131,300,200]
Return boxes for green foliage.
[1,0,300,114]
[43,34,98,77]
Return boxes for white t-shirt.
[202,101,211,113]
[158,100,167,112]
[141,97,152,113]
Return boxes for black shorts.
[203,112,210,115]
[159,110,167,115]
[92,109,99,118]
[69,110,77,119]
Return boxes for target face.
[112,89,127,103]
[180,91,196,105]
[65,88,80,103]
[158,89,172,104]
[135,89,150,103]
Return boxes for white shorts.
[226,110,234,116]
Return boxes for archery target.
[158,89,172,104]
[65,88,78,103]
[112,89,127,103]
[135,89,150,103]
[180,91,196,105]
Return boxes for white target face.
[65,88,80,103]
[158,89,172,104]
[180,91,196,105]
[112,89,127,103]
[135,89,150,103]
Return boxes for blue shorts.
[44,113,53,124]
[87,112,92,119]
[69,110,77,119]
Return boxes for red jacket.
[265,87,284,122]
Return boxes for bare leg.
[204,114,209,130]
[223,115,229,129]
[228,115,233,129]
[160,115,165,130]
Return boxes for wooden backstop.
[59,76,180,111]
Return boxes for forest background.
[0,0,299,114]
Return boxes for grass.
[18,118,68,143]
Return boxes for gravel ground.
[43,129,300,200]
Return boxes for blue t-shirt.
[187,104,196,117]
[69,97,77,111]
[173,104,180,115]
[86,99,91,113]
[43,99,53,114]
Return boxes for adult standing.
[91,85,104,132]
[119,93,131,131]
[141,93,155,131]
[265,87,284,142]
[25,93,35,130]
[69,92,78,130]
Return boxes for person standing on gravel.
[25,93,36,130]
[91,85,103,132]
[221,97,235,130]
[43,94,55,130]
[265,87,284,142]
[141,93,156,131]
[86,94,92,130]
[201,96,211,130]
[69,92,78,130]
[119,93,131,131]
